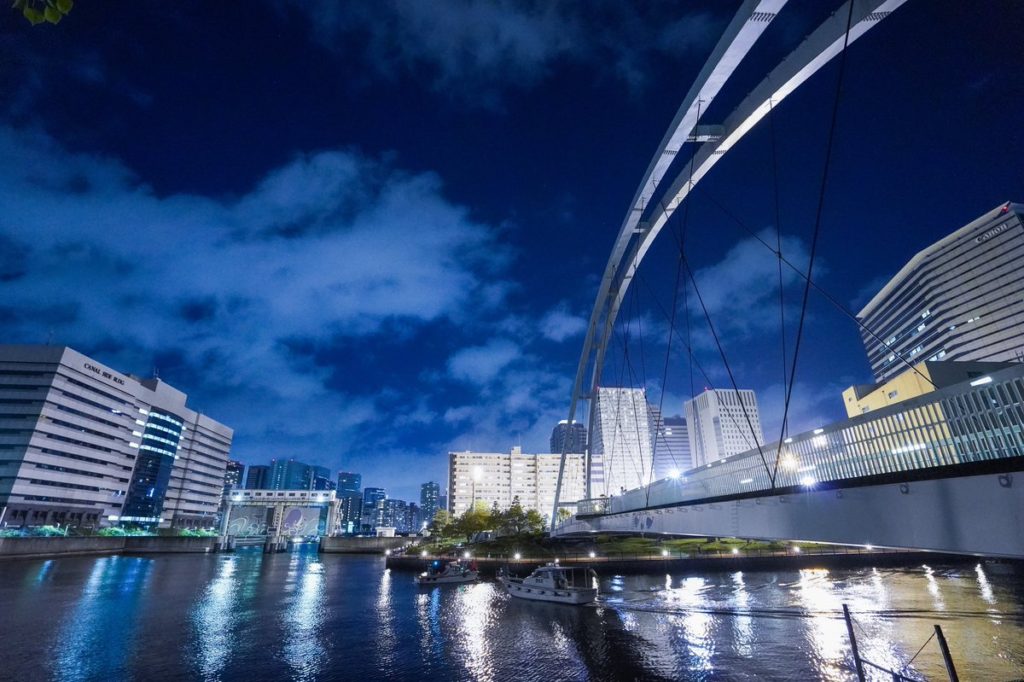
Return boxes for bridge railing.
[578,364,1024,518]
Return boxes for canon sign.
[976,223,1012,243]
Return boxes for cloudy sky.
[2,1,1021,501]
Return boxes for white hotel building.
[0,345,233,529]
[684,388,764,468]
[447,447,586,521]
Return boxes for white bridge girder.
[554,471,1024,559]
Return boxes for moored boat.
[498,563,598,605]
[415,559,479,585]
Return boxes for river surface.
[2,547,1022,681]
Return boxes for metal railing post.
[843,604,866,682]
[934,625,959,682]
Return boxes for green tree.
[455,501,492,543]
[556,508,573,523]
[524,509,546,535]
[13,0,73,25]
[499,499,528,536]
[429,509,452,535]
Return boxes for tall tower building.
[550,420,587,454]
[361,487,386,532]
[653,416,692,477]
[244,465,269,489]
[859,202,1024,383]
[685,389,764,468]
[420,481,440,527]
[589,387,655,496]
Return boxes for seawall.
[0,536,216,560]
[385,551,979,576]
[319,536,416,554]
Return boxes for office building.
[842,360,1017,418]
[223,460,245,492]
[550,420,587,454]
[337,492,362,535]
[361,487,386,532]
[654,416,692,477]
[420,481,440,527]
[381,498,407,532]
[859,202,1024,383]
[438,492,448,515]
[0,345,233,529]
[589,387,655,496]
[685,388,764,468]
[337,471,361,495]
[244,464,269,490]
[266,458,332,491]
[447,447,586,521]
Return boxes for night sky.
[2,1,1022,501]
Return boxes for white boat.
[498,563,598,605]
[415,559,479,585]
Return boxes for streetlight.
[792,546,801,553]
[463,551,471,560]
[384,549,391,556]
[421,549,428,557]
[731,547,739,555]
[588,551,596,559]
[513,552,521,560]
[667,469,681,480]
[661,549,669,558]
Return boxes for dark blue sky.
[2,1,1022,501]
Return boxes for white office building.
[0,345,233,529]
[654,415,692,478]
[447,447,585,521]
[589,387,656,496]
[859,202,1024,383]
[684,388,764,468]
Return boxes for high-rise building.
[420,481,440,527]
[858,202,1024,383]
[337,471,361,495]
[361,487,386,532]
[337,493,362,535]
[447,447,585,521]
[550,420,587,454]
[654,416,692,477]
[590,387,655,496]
[244,465,269,490]
[438,492,448,514]
[685,388,764,468]
[224,460,245,491]
[0,345,233,529]
[381,498,407,532]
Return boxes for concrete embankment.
[386,551,978,576]
[0,536,216,560]
[319,536,416,554]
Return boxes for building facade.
[266,458,332,491]
[244,465,269,489]
[447,447,586,521]
[360,487,386,532]
[420,481,440,527]
[550,420,587,455]
[859,202,1024,383]
[0,345,233,529]
[337,471,361,495]
[654,416,692,477]
[589,387,655,496]
[685,388,764,468]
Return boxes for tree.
[455,502,492,543]
[499,499,528,536]
[13,0,73,25]
[523,509,546,535]
[429,509,453,537]
[556,508,573,523]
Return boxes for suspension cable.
[771,0,856,485]
[767,96,789,439]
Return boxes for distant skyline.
[2,1,1022,500]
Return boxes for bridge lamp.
[800,476,816,488]
[667,469,681,480]
[865,544,874,551]
[661,549,669,557]
[514,552,521,560]
[731,547,739,555]
[781,455,798,470]
[792,546,801,553]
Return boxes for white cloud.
[539,304,588,342]
[447,339,522,385]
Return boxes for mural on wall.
[280,506,322,536]
[226,506,271,536]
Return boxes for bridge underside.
[555,471,1024,559]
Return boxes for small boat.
[415,559,479,585]
[498,563,598,605]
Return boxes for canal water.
[2,547,1022,681]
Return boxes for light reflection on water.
[2,553,1023,681]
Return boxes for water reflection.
[794,569,846,680]
[51,556,152,681]
[193,558,237,680]
[283,558,326,681]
